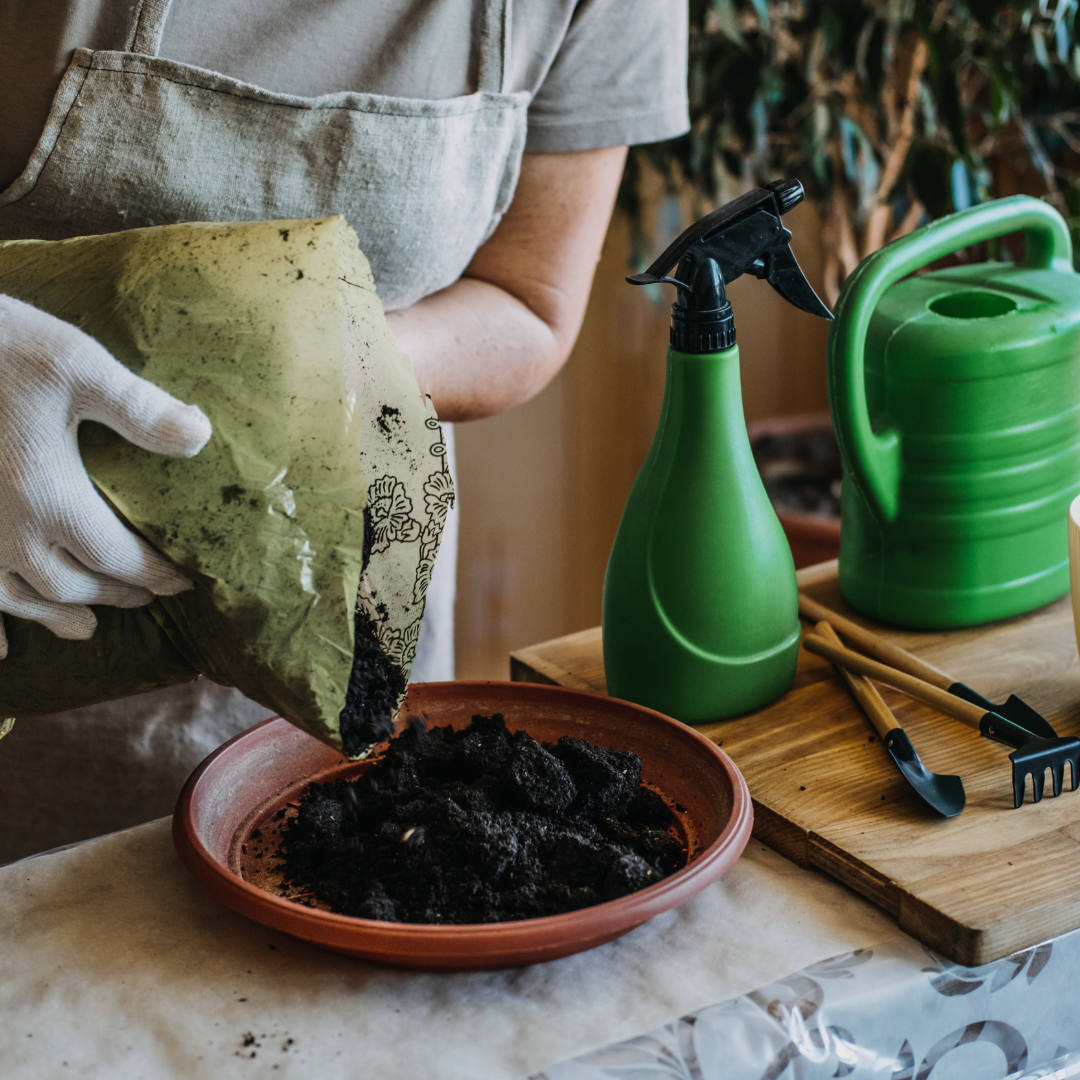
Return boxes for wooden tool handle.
[802,633,986,730]
[813,622,900,738]
[798,593,953,690]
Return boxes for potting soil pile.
[275,714,687,923]
[0,217,450,755]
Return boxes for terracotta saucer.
[173,681,752,970]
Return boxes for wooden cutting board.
[509,560,1080,965]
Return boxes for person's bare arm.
[385,146,627,423]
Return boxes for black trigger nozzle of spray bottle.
[669,252,735,354]
[627,179,832,355]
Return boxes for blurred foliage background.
[624,0,1080,303]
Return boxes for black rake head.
[978,712,1080,808]
[1008,736,1080,808]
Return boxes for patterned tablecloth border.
[530,930,1080,1079]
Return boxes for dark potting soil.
[337,606,405,757]
[277,713,686,923]
[752,428,842,517]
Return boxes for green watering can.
[830,196,1080,628]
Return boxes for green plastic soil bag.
[0,217,448,754]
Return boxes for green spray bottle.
[602,180,833,723]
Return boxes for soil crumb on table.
[277,714,687,923]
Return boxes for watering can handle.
[828,196,1074,524]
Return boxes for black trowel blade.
[884,729,966,818]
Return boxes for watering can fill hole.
[929,290,1018,319]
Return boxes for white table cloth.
[0,819,901,1079]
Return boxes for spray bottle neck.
[669,254,735,354]
[664,342,747,432]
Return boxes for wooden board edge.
[897,889,1080,967]
[896,892,990,966]
[751,800,810,868]
[508,651,600,692]
[508,656,560,686]
[808,832,900,918]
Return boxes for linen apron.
[0,0,528,863]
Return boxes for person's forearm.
[386,146,628,424]
[385,277,563,423]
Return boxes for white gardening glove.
[0,294,212,659]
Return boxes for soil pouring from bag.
[272,714,687,923]
[336,608,406,756]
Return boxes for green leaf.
[951,158,975,211]
[1057,12,1072,64]
[820,4,845,56]
[711,0,747,48]
[1032,25,1051,69]
[750,96,769,157]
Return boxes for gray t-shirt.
[0,0,689,191]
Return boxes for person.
[0,0,689,862]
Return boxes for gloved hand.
[0,294,212,659]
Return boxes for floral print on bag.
[366,476,422,555]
